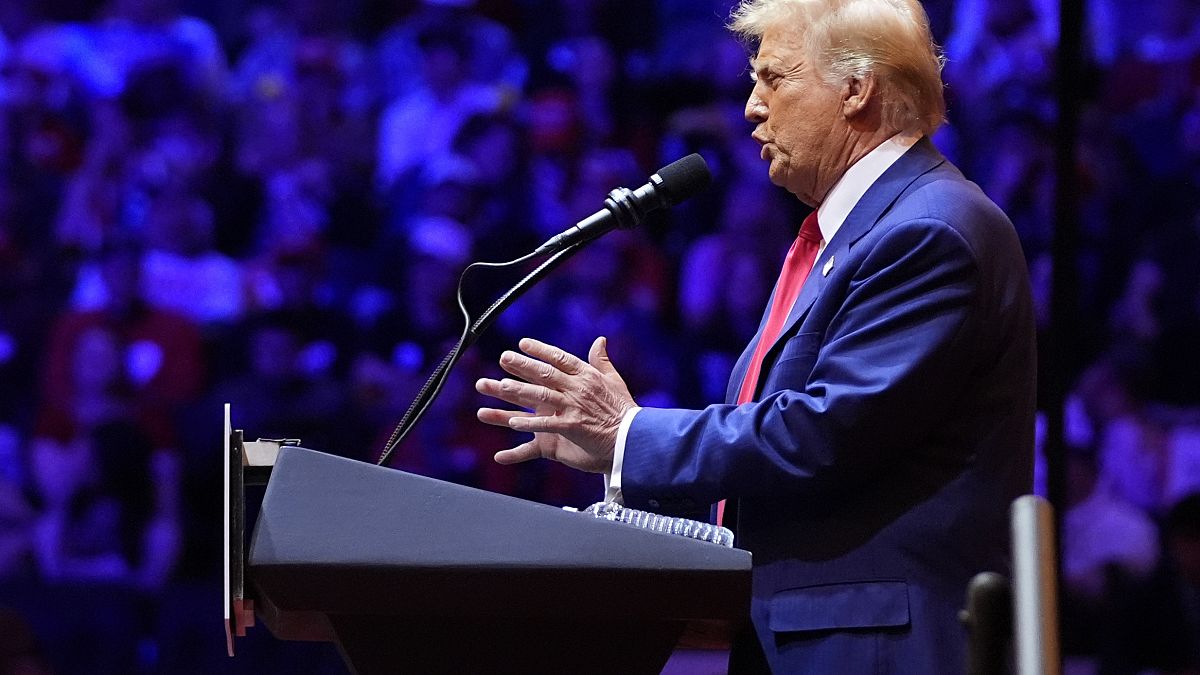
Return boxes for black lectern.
[231,443,751,674]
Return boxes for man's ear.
[841,72,877,119]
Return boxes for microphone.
[534,153,712,254]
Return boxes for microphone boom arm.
[376,153,711,466]
[376,240,588,466]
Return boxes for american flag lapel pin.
[822,256,834,277]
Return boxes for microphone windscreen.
[654,153,712,206]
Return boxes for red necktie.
[717,210,822,527]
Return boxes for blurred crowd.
[0,0,1197,672]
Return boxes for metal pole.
[1011,495,1062,675]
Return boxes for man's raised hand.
[475,336,635,474]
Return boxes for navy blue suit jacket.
[621,139,1035,673]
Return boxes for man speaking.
[476,0,1035,672]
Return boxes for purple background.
[1,0,1199,672]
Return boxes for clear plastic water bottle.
[580,501,735,547]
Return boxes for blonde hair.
[729,0,946,135]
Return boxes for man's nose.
[745,92,767,123]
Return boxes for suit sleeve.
[621,218,983,509]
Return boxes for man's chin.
[765,160,788,187]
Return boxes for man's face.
[745,22,845,205]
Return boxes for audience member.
[38,240,204,449]
[87,0,227,102]
[1104,493,1200,673]
[30,422,181,589]
[376,21,506,192]
[1064,447,1160,597]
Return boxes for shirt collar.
[815,132,921,243]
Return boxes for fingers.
[477,405,569,435]
[476,407,532,427]
[506,414,568,434]
[476,377,569,411]
[518,337,587,375]
[494,441,542,465]
[587,336,614,374]
[499,349,572,389]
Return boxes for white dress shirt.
[604,132,921,503]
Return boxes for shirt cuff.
[603,406,641,504]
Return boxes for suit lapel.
[726,340,756,403]
[725,276,780,403]
[730,138,947,400]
